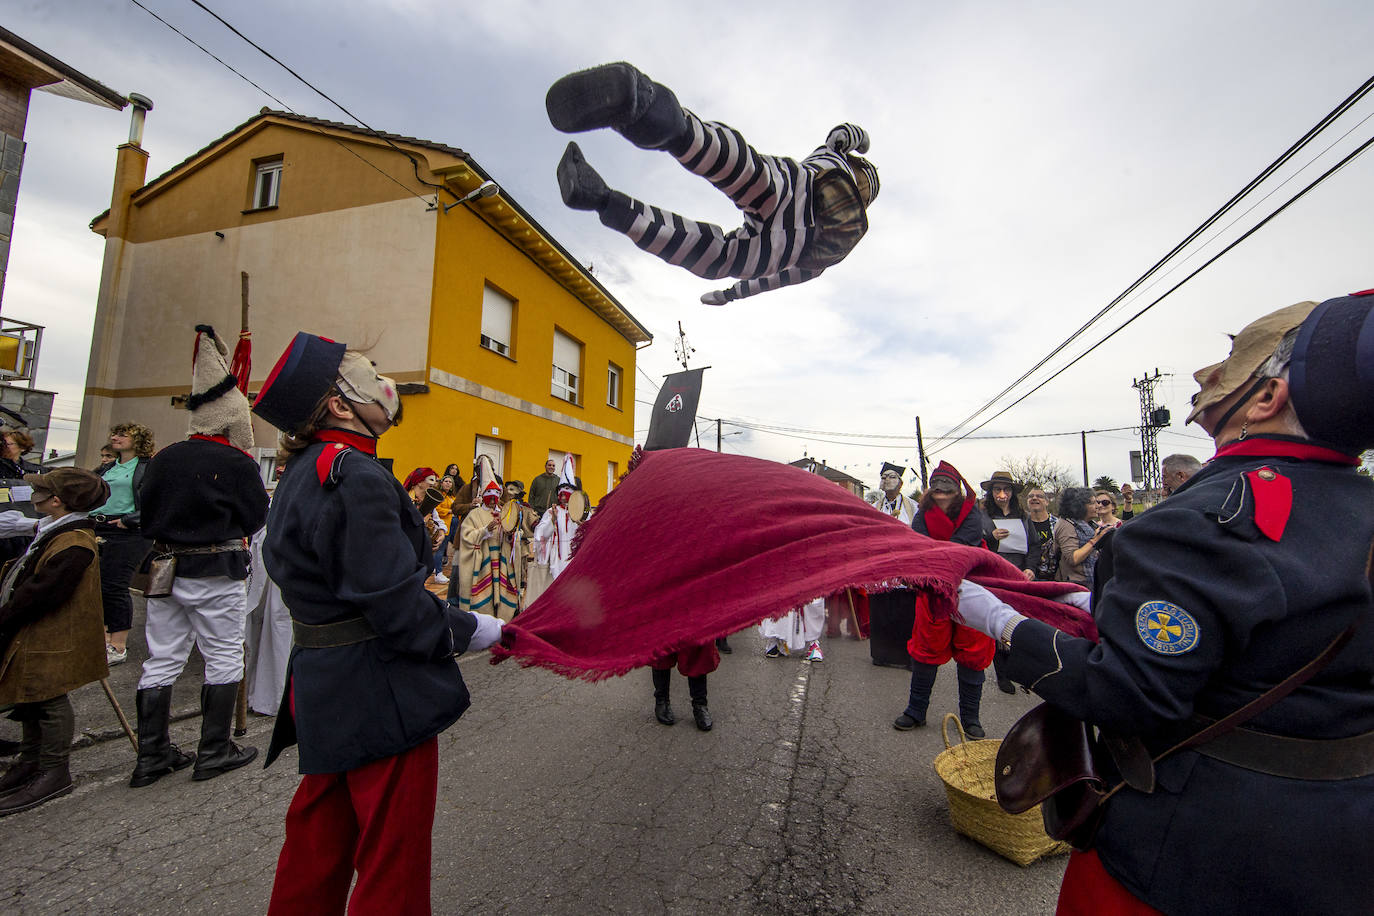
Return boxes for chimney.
[126,93,153,147]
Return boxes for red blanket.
[491,449,1094,680]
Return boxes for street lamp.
[443,180,499,213]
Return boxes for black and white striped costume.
[599,118,878,304]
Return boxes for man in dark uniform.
[958,291,1374,915]
[252,333,504,915]
[132,326,269,787]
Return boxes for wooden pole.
[234,677,249,737]
[100,678,139,753]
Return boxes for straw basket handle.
[941,712,969,749]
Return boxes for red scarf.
[189,433,252,457]
[921,497,972,541]
[492,449,1093,681]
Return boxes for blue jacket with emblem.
[262,433,479,774]
[1003,436,1374,915]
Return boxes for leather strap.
[1192,720,1374,780]
[153,538,248,556]
[292,616,378,648]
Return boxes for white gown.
[759,597,827,652]
[244,526,291,716]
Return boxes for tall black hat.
[252,332,347,431]
[1289,289,1374,451]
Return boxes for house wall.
[380,200,638,501]
[80,123,440,464]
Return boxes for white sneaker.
[433,572,449,584]
[806,641,824,663]
[106,644,128,666]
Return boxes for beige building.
[81,109,651,496]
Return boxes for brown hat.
[979,471,1021,494]
[1185,300,1320,427]
[24,469,110,512]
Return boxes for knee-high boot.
[192,683,257,781]
[901,662,940,726]
[651,668,674,726]
[130,686,195,788]
[687,674,711,732]
[956,664,987,738]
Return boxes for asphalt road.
[0,604,1067,915]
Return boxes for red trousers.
[1056,850,1163,916]
[650,642,719,677]
[267,738,439,916]
[907,592,995,668]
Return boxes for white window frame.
[606,362,622,409]
[480,285,514,357]
[551,329,581,405]
[253,161,282,209]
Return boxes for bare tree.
[997,452,1077,494]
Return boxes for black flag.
[645,368,705,450]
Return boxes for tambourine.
[567,490,588,519]
[500,500,519,532]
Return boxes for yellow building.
[81,109,650,499]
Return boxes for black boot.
[0,716,40,798]
[715,636,732,655]
[192,683,257,781]
[688,675,712,731]
[894,662,939,730]
[0,763,71,816]
[557,142,612,212]
[545,62,689,150]
[130,686,195,788]
[651,668,675,726]
[957,664,986,739]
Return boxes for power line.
[128,0,434,205]
[937,71,1374,444]
[930,129,1374,452]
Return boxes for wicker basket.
[932,713,1071,867]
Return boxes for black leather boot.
[192,683,257,781]
[651,668,674,725]
[0,763,71,816]
[130,686,195,788]
[545,62,689,151]
[688,675,711,731]
[956,664,986,738]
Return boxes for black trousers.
[98,527,151,632]
[9,695,75,768]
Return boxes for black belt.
[293,616,377,648]
[152,539,247,556]
[1189,718,1374,781]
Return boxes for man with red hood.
[896,461,995,737]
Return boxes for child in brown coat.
[0,468,110,816]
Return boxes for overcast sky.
[6,0,1373,489]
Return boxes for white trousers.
[758,597,826,652]
[138,576,248,689]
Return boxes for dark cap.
[1289,289,1374,451]
[252,332,347,431]
[880,462,906,478]
[25,469,110,512]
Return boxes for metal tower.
[1132,369,1169,494]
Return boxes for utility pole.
[1081,430,1089,486]
[716,417,722,452]
[915,416,929,488]
[1133,369,1169,495]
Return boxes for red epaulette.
[316,443,351,489]
[1244,466,1292,542]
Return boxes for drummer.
[500,480,535,604]
[455,480,520,622]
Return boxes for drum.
[567,490,588,519]
[500,500,520,532]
